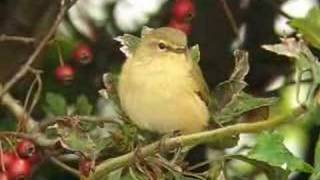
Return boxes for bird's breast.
[118,55,209,133]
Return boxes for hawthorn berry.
[79,159,94,177]
[16,139,40,164]
[169,19,191,35]
[16,140,36,159]
[0,173,9,180]
[6,157,31,179]
[0,152,16,171]
[55,64,75,83]
[172,0,195,22]
[73,43,93,65]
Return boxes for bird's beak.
[173,46,187,53]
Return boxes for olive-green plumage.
[118,27,209,134]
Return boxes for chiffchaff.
[118,27,209,134]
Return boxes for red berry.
[7,157,31,179]
[169,19,192,35]
[16,140,36,159]
[0,173,9,180]
[79,159,94,177]
[0,152,16,171]
[73,43,93,65]
[16,140,40,165]
[172,0,195,22]
[55,64,75,83]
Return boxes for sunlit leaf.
[262,38,320,105]
[229,155,290,180]
[248,132,313,173]
[290,7,320,49]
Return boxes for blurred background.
[0,0,319,179]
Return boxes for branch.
[219,0,238,36]
[0,86,38,130]
[0,34,35,43]
[39,116,119,131]
[0,0,69,97]
[91,107,305,179]
[50,157,80,177]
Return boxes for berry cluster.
[0,140,40,180]
[169,0,195,35]
[55,43,93,84]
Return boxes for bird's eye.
[158,42,166,50]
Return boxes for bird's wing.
[188,51,210,105]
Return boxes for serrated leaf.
[190,45,200,63]
[43,92,67,116]
[290,7,320,49]
[213,50,249,110]
[59,127,111,157]
[262,38,320,105]
[215,92,278,123]
[75,95,93,115]
[262,38,306,58]
[229,155,290,180]
[114,34,140,58]
[230,50,249,82]
[248,132,313,173]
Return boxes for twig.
[91,107,305,179]
[262,0,292,19]
[0,85,38,130]
[39,116,119,131]
[0,0,68,97]
[0,34,35,43]
[19,70,41,132]
[50,157,80,177]
[218,0,238,36]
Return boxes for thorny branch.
[0,85,38,130]
[0,0,70,97]
[0,0,81,176]
[91,107,305,179]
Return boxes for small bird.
[117,27,209,134]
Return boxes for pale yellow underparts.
[119,49,209,134]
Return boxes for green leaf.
[229,50,250,82]
[229,155,290,180]
[106,168,123,180]
[248,132,313,173]
[310,134,320,180]
[213,50,249,110]
[75,95,93,115]
[43,92,67,116]
[114,34,141,58]
[290,7,320,49]
[58,127,111,157]
[215,92,278,123]
[262,38,320,105]
[190,45,200,63]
